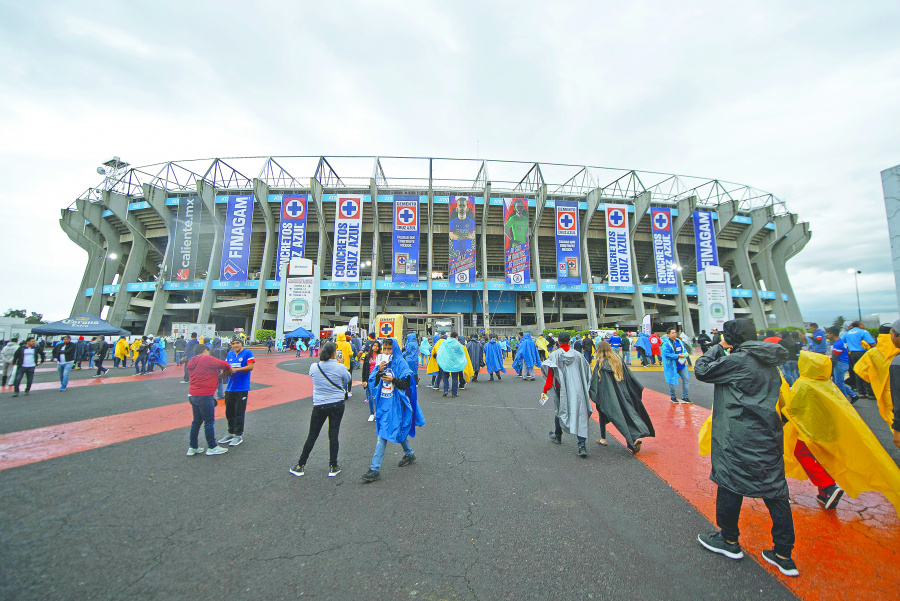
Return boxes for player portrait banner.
[392,195,420,284]
[448,196,476,284]
[692,210,719,272]
[170,195,202,281]
[276,195,308,282]
[605,204,633,287]
[332,195,363,282]
[555,200,580,286]
[650,207,677,288]
[219,195,253,282]
[503,197,530,285]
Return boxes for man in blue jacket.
[662,328,691,404]
[808,323,827,354]
[844,321,876,398]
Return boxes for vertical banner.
[448,196,476,284]
[693,210,719,271]
[392,195,420,283]
[283,276,314,332]
[605,204,633,287]
[555,200,581,285]
[220,195,253,281]
[503,197,530,284]
[332,195,363,282]
[276,195,308,281]
[650,207,677,288]
[170,195,202,281]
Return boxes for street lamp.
[670,262,685,329]
[847,269,862,321]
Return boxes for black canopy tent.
[31,313,130,337]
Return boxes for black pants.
[848,350,871,396]
[538,349,546,362]
[554,417,586,445]
[224,391,249,435]
[298,401,345,467]
[95,357,106,375]
[716,486,795,558]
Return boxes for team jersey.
[831,338,849,364]
[504,214,529,245]
[449,215,476,253]
[226,348,255,391]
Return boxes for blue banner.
[449,196,477,284]
[605,204,633,287]
[692,210,719,272]
[503,197,530,284]
[555,200,581,286]
[392,195,420,283]
[275,195,308,281]
[650,207,677,287]
[220,195,254,281]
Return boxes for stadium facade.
[61,156,810,337]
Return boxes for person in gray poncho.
[589,341,655,455]
[693,318,798,577]
[542,331,592,457]
[466,337,484,382]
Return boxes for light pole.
[848,269,862,321]
[671,262,684,330]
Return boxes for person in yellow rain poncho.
[535,335,549,362]
[130,337,142,362]
[853,322,900,430]
[114,335,129,368]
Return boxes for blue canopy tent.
[284,326,315,339]
[31,312,130,337]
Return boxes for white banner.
[332,196,363,282]
[605,204,632,287]
[283,276,315,332]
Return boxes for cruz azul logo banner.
[555,200,581,286]
[276,195,308,281]
[605,204,632,287]
[392,195,420,284]
[449,196,476,284]
[171,195,202,281]
[692,210,719,271]
[332,196,363,282]
[503,198,530,285]
[650,207,677,288]
[220,195,253,281]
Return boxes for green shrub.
[254,329,276,343]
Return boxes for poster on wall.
[219,195,253,282]
[171,195,202,281]
[693,210,719,272]
[392,195,420,283]
[650,207,677,288]
[502,197,530,285]
[448,196,476,284]
[332,195,363,282]
[605,204,632,287]
[276,195,308,281]
[555,200,581,286]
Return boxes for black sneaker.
[577,445,587,458]
[549,432,562,444]
[497,374,501,381]
[11,392,18,398]
[681,398,693,404]
[761,549,799,577]
[361,469,381,483]
[398,453,416,467]
[816,485,844,510]
[670,397,680,404]
[442,392,448,397]
[328,464,341,477]
[289,464,305,477]
[697,532,744,559]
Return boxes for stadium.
[61,156,810,337]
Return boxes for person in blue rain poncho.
[419,335,431,367]
[635,332,653,366]
[514,332,541,381]
[485,336,505,381]
[362,337,426,483]
[403,332,419,374]
[436,331,469,397]
[147,337,168,373]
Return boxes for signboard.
[392,195,420,283]
[650,207,677,287]
[220,195,253,282]
[276,195,308,281]
[283,276,315,332]
[448,196,477,284]
[698,265,733,333]
[555,200,581,286]
[503,197,530,284]
[332,196,363,282]
[693,210,719,271]
[170,195,202,281]
[605,204,633,287]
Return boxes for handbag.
[317,363,348,401]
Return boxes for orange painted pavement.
[0,355,315,471]
[592,390,900,600]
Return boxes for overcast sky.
[1,0,898,325]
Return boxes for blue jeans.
[189,395,218,449]
[832,361,855,400]
[13,366,34,392]
[365,386,375,415]
[781,361,799,386]
[370,436,413,471]
[57,361,73,390]
[621,348,631,365]
[135,356,147,374]
[436,369,458,395]
[216,377,225,399]
[668,368,690,401]
[174,350,184,365]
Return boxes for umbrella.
[284,326,315,339]
[31,312,130,336]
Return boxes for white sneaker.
[217,433,235,444]
[347,392,352,398]
[228,435,243,446]
[367,414,375,422]
[206,446,228,455]
[186,447,204,456]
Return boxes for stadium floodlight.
[97,167,106,175]
[102,156,129,170]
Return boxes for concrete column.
[672,195,697,336]
[628,191,651,326]
[753,213,795,326]
[772,220,810,325]
[311,178,327,274]
[77,198,125,316]
[715,199,739,237]
[103,191,154,327]
[480,181,491,330]
[880,165,900,309]
[60,209,103,316]
[143,184,176,336]
[426,161,434,314]
[251,179,275,335]
[529,184,548,332]
[368,179,380,328]
[196,180,223,324]
[733,206,774,329]
[581,188,602,330]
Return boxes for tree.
[255,329,276,343]
[3,309,26,318]
[25,312,47,324]
[831,315,846,330]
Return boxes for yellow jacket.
[335,334,353,370]
[114,338,129,360]
[535,336,549,352]
[853,334,899,428]
[130,339,142,360]
[425,338,474,381]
